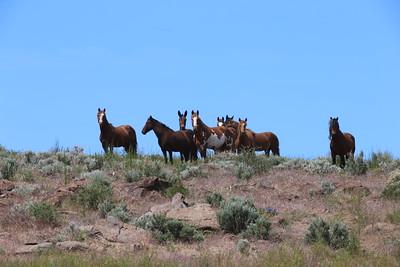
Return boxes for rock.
[166,203,219,230]
[15,242,53,254]
[45,180,87,206]
[0,180,14,194]
[133,177,172,192]
[106,215,122,227]
[93,221,150,245]
[56,241,89,251]
[150,193,188,214]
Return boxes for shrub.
[27,202,59,225]
[77,172,113,209]
[179,165,204,179]
[303,158,341,175]
[235,153,285,176]
[125,169,142,183]
[108,204,131,223]
[136,214,203,243]
[321,181,336,195]
[368,151,398,171]
[387,210,400,224]
[242,216,271,240]
[38,158,67,176]
[84,156,103,171]
[0,159,18,180]
[345,152,367,176]
[98,200,115,218]
[305,218,351,250]
[206,192,224,208]
[217,197,259,234]
[329,222,350,249]
[382,171,400,200]
[163,181,189,198]
[305,218,330,245]
[236,239,250,255]
[235,162,255,180]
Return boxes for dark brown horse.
[97,108,137,154]
[234,118,255,153]
[142,116,196,164]
[178,110,198,161]
[329,117,355,168]
[226,116,279,156]
[191,111,234,158]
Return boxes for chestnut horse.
[142,116,196,164]
[329,117,355,168]
[235,118,255,153]
[191,111,234,158]
[226,116,280,156]
[97,108,137,154]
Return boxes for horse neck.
[100,118,114,133]
[330,129,344,141]
[152,121,173,139]
[197,118,212,136]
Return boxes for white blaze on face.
[217,122,224,127]
[206,133,226,149]
[192,116,198,127]
[98,113,104,124]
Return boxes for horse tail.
[351,135,356,155]
[130,127,138,154]
[272,134,280,156]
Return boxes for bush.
[206,192,224,208]
[387,210,400,224]
[98,200,115,218]
[136,214,203,243]
[382,171,400,200]
[235,153,285,176]
[305,218,351,250]
[77,172,113,209]
[368,151,399,171]
[345,152,367,176]
[242,216,271,240]
[236,239,250,255]
[305,218,330,245]
[108,204,131,223]
[303,158,341,175]
[125,169,142,183]
[28,202,59,225]
[0,159,18,180]
[163,181,189,198]
[235,162,255,180]
[217,197,259,234]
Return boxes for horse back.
[254,132,279,149]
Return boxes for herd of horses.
[97,108,356,168]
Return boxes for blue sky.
[1,1,400,157]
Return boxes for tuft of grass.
[0,159,18,180]
[305,218,351,250]
[387,210,400,224]
[345,151,368,176]
[27,202,59,225]
[321,181,336,195]
[382,170,400,200]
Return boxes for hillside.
[0,146,400,266]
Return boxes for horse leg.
[331,151,336,165]
[102,143,109,154]
[340,155,346,168]
[168,151,173,164]
[162,149,168,164]
[184,151,190,162]
[180,152,184,162]
[265,150,270,157]
[109,146,114,154]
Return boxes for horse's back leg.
[340,155,345,168]
[180,152,184,162]
[265,150,270,157]
[162,149,168,164]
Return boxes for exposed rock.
[56,241,89,251]
[44,179,87,206]
[133,177,172,193]
[150,193,188,214]
[166,203,219,230]
[93,221,150,246]
[15,242,53,254]
[0,180,14,195]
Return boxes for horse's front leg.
[161,149,168,164]
[102,143,109,154]
[331,151,336,165]
[168,151,173,164]
[340,155,346,168]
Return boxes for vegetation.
[77,171,113,209]
[382,171,400,200]
[206,192,225,208]
[27,202,59,225]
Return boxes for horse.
[217,116,225,127]
[191,110,234,158]
[226,115,279,156]
[178,110,198,161]
[329,117,355,168]
[234,118,255,153]
[142,116,197,164]
[97,108,137,154]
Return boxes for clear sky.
[1,0,400,157]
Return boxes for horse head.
[142,116,155,135]
[238,118,248,135]
[191,110,200,129]
[97,108,107,125]
[329,117,340,139]
[178,110,187,130]
[217,116,225,127]
[225,115,238,128]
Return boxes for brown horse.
[97,108,137,154]
[178,110,198,161]
[142,116,196,164]
[226,116,279,156]
[191,111,234,158]
[234,118,255,153]
[329,117,355,168]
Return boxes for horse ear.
[103,108,106,113]
[184,110,187,117]
[149,115,153,119]
[196,110,199,115]
[98,108,101,112]
[217,117,220,120]
[178,111,182,117]
[330,117,332,120]
[239,117,241,121]
[191,110,195,115]
[222,117,225,122]
[245,118,247,122]
[336,117,339,120]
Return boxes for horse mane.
[152,117,174,132]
